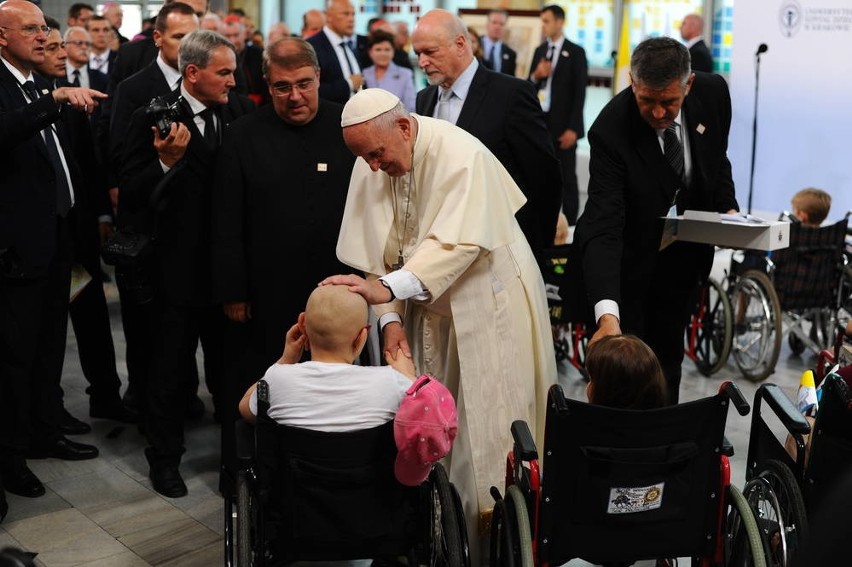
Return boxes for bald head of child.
[300,285,370,360]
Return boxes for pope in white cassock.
[321,88,556,557]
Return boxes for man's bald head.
[304,285,368,352]
[411,9,472,89]
[0,0,49,74]
[680,14,703,42]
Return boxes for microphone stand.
[747,47,765,215]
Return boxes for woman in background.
[363,30,416,111]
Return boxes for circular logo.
[644,487,661,503]
[780,1,803,37]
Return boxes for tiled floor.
[0,271,824,566]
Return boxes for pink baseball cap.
[394,375,458,486]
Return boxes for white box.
[672,210,790,251]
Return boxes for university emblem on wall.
[779,1,803,37]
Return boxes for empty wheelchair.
[489,382,767,567]
[224,380,469,567]
[742,384,810,567]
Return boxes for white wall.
[729,0,852,218]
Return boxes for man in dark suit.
[571,37,738,404]
[85,15,117,76]
[0,0,104,504]
[35,21,138,432]
[680,14,713,73]
[307,0,369,104]
[530,4,588,225]
[221,15,267,106]
[480,10,516,76]
[413,9,561,257]
[120,30,253,497]
[108,1,199,418]
[211,37,354,486]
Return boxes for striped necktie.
[664,122,684,181]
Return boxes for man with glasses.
[211,37,354,483]
[63,27,108,95]
[120,29,253,497]
[0,0,106,513]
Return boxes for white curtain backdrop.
[728,0,852,218]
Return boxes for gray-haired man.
[120,29,254,497]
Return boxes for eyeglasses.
[271,78,316,97]
[0,24,51,36]
[66,40,92,47]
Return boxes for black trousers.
[68,271,123,404]
[0,216,72,460]
[145,298,224,466]
[555,144,579,225]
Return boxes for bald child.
[239,285,415,427]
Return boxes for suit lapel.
[419,85,438,116]
[455,65,488,130]
[0,66,51,161]
[683,93,707,191]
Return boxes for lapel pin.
[317,163,328,172]
[41,89,49,95]
[696,123,706,134]
[561,50,569,57]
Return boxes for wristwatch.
[379,279,396,302]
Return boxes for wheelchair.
[489,382,767,567]
[743,374,852,520]
[687,213,851,382]
[224,380,469,567]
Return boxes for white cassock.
[336,115,556,554]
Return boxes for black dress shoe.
[27,437,99,461]
[1,462,45,498]
[61,409,92,435]
[149,465,188,498]
[184,395,205,420]
[90,399,140,423]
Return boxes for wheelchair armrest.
[721,381,750,416]
[511,420,538,461]
[757,384,811,435]
[721,435,734,457]
[235,419,255,463]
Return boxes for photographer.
[119,29,254,497]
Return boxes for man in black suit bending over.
[571,37,738,404]
[480,10,516,76]
[120,30,254,497]
[0,0,104,505]
[530,4,588,226]
[413,9,562,258]
[680,14,713,73]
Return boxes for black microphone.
[611,50,617,60]
[756,43,768,55]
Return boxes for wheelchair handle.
[756,384,811,435]
[721,381,750,416]
[511,420,538,461]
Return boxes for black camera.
[145,95,184,139]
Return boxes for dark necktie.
[485,44,495,70]
[22,80,73,217]
[340,40,357,76]
[199,107,217,148]
[664,123,685,182]
[71,69,80,87]
[546,42,555,61]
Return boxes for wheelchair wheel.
[450,480,471,567]
[742,460,808,567]
[235,470,255,567]
[430,464,465,567]
[489,486,533,567]
[687,277,733,376]
[731,270,782,382]
[787,333,806,356]
[724,484,768,567]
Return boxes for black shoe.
[90,398,140,423]
[184,395,205,420]
[149,464,188,498]
[27,437,99,461]
[61,409,92,435]
[0,462,45,498]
